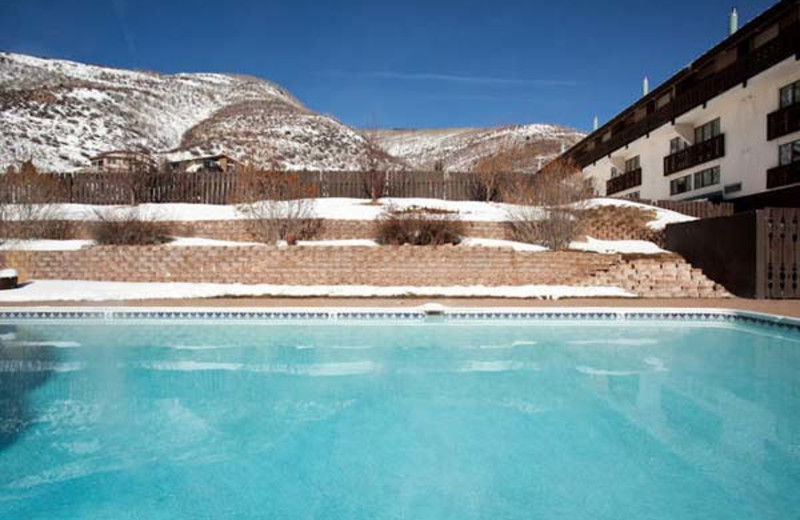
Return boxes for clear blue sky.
[0,0,778,131]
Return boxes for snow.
[583,198,696,230]
[167,237,260,247]
[0,280,635,302]
[0,269,18,278]
[569,237,667,255]
[289,239,378,247]
[4,197,665,224]
[0,239,94,251]
[461,238,547,252]
[0,236,665,255]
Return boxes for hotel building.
[561,0,800,209]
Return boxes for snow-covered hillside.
[373,124,585,172]
[0,51,580,174]
[0,52,395,172]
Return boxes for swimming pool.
[1,308,799,519]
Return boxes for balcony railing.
[767,102,800,141]
[606,168,642,196]
[767,161,800,189]
[664,134,725,175]
[570,21,799,168]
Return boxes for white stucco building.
[561,0,799,210]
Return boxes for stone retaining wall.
[0,246,729,298]
[1,247,620,287]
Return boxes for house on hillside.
[89,150,155,173]
[554,0,800,211]
[169,154,242,173]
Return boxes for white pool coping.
[1,306,799,331]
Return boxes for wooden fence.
[0,171,485,205]
[666,208,800,299]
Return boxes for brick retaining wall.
[2,247,621,287]
[0,246,730,298]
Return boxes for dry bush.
[375,207,464,246]
[360,127,389,202]
[90,209,172,246]
[122,161,174,204]
[506,158,595,250]
[471,142,543,202]
[0,161,75,242]
[236,167,322,244]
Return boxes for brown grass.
[90,211,173,246]
[375,211,464,246]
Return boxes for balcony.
[664,134,725,175]
[767,161,800,189]
[767,102,800,140]
[606,168,642,196]
[570,21,799,168]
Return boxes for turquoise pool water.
[0,318,799,519]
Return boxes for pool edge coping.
[1,306,799,332]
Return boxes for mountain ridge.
[0,52,582,173]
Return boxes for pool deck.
[2,297,800,319]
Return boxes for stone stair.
[585,254,731,298]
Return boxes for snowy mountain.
[0,52,397,172]
[0,51,580,174]
[372,125,585,172]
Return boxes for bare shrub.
[236,167,321,244]
[506,159,595,250]
[375,207,464,246]
[90,208,172,246]
[122,161,174,204]
[0,160,75,241]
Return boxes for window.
[610,166,620,179]
[724,183,742,194]
[694,166,720,189]
[670,175,692,195]
[670,137,688,154]
[624,156,640,173]
[779,139,800,166]
[624,191,640,200]
[694,118,721,143]
[780,80,800,109]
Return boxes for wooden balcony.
[664,134,725,176]
[571,21,799,168]
[606,168,642,196]
[767,102,800,140]
[767,161,800,189]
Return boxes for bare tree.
[360,117,388,202]
[120,158,173,204]
[0,160,73,241]
[236,166,321,244]
[506,158,595,250]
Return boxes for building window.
[670,174,692,195]
[779,139,800,166]
[694,118,721,143]
[624,191,640,200]
[779,80,800,109]
[610,166,620,179]
[694,166,720,189]
[669,137,688,154]
[724,183,742,195]
[624,156,640,172]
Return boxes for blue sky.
[0,0,777,131]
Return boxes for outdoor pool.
[1,309,799,519]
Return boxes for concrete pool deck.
[2,297,800,319]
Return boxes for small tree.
[506,158,594,250]
[0,160,73,241]
[121,159,173,204]
[360,120,388,202]
[236,166,321,244]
